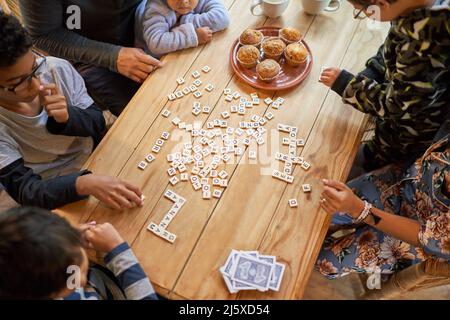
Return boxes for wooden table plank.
[55,0,237,225]
[172,2,366,300]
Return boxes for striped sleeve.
[104,242,158,300]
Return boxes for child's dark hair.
[0,11,33,68]
[0,207,83,299]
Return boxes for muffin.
[279,27,303,44]
[256,59,281,82]
[261,37,286,61]
[239,29,264,47]
[237,45,261,69]
[284,43,308,67]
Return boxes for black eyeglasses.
[353,4,370,19]
[1,50,47,93]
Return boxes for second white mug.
[301,0,341,15]
[251,0,291,19]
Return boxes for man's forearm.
[20,0,121,71]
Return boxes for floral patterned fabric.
[316,136,450,279]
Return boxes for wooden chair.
[360,258,450,299]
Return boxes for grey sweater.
[19,0,142,72]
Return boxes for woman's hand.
[320,179,365,218]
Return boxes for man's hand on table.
[76,174,144,210]
[117,47,163,83]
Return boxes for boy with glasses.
[0,13,144,211]
[320,0,450,179]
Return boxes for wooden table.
[57,0,388,299]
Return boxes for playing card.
[258,255,276,264]
[268,262,286,292]
[241,250,259,258]
[230,253,274,291]
[222,274,238,294]
[220,249,239,276]
[232,279,256,291]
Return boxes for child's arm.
[0,153,143,210]
[0,156,90,210]
[142,8,199,57]
[180,0,230,33]
[85,223,159,300]
[42,62,106,146]
[360,45,386,83]
[45,102,106,147]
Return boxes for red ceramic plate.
[230,26,313,91]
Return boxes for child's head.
[349,0,430,21]
[166,0,199,15]
[0,207,89,299]
[0,12,43,104]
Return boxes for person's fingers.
[50,68,62,94]
[118,185,141,207]
[136,51,163,67]
[78,223,93,233]
[322,179,347,191]
[84,229,95,242]
[102,196,122,210]
[41,94,62,105]
[320,201,333,214]
[322,186,340,201]
[41,83,58,96]
[131,69,149,82]
[136,62,155,74]
[320,193,340,209]
[111,192,134,209]
[321,200,337,214]
[122,181,142,197]
[47,109,67,120]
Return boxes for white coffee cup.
[301,0,341,15]
[251,0,291,19]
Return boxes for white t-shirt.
[0,57,94,179]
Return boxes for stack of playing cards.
[220,250,285,294]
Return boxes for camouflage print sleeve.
[342,8,450,120]
[360,44,387,84]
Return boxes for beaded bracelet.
[353,200,372,224]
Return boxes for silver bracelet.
[353,200,372,224]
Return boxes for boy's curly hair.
[0,207,83,299]
[0,11,33,68]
